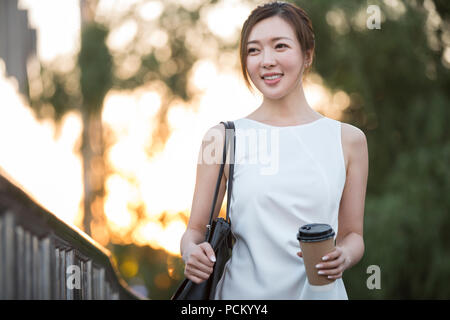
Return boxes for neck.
[258,82,319,122]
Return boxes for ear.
[305,49,314,66]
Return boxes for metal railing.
[0,173,145,300]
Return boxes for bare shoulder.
[201,123,226,150]
[201,123,229,179]
[341,122,367,146]
[341,122,368,168]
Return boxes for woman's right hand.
[183,242,216,284]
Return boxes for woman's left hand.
[297,246,351,280]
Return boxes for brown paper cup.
[297,224,336,286]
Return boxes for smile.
[263,74,282,80]
[262,74,283,85]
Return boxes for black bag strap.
[224,121,235,223]
[205,121,235,241]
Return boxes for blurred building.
[0,0,36,98]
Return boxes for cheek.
[246,57,257,71]
[246,58,260,79]
[282,53,303,71]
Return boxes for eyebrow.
[247,36,293,45]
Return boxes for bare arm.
[335,123,368,269]
[180,123,228,283]
[299,123,369,279]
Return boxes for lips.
[261,73,283,79]
[261,73,283,85]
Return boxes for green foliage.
[78,23,112,113]
[346,142,450,299]
[111,3,199,101]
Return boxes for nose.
[261,49,276,68]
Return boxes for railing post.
[0,212,16,299]
[16,226,25,298]
[40,237,51,299]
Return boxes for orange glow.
[130,217,186,256]
[104,174,139,232]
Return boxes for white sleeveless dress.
[214,116,349,300]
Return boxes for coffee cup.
[297,223,336,286]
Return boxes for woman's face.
[246,15,308,100]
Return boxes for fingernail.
[318,271,324,275]
[210,256,216,262]
[315,264,322,269]
[322,256,328,261]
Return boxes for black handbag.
[171,121,235,300]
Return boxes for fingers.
[325,272,343,280]
[316,260,345,279]
[317,256,344,270]
[199,242,216,262]
[195,259,214,274]
[184,242,216,284]
[185,261,214,284]
[185,267,213,283]
[195,252,215,268]
[315,247,345,279]
[296,249,344,279]
[188,242,215,267]
[186,270,208,284]
[321,247,341,262]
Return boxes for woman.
[180,1,368,299]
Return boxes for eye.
[276,43,288,49]
[247,48,258,54]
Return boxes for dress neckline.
[241,117,327,129]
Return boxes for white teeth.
[264,74,282,80]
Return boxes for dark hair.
[239,1,315,92]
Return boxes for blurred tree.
[78,22,112,236]
[27,0,234,239]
